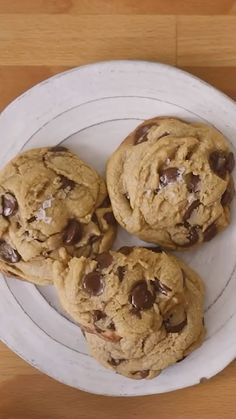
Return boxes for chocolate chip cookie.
[84,248,205,379]
[53,247,205,344]
[106,117,235,249]
[85,317,205,380]
[0,147,116,284]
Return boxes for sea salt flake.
[145,189,153,197]
[42,196,54,209]
[187,193,196,204]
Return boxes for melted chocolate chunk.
[145,246,163,253]
[203,223,217,242]
[96,252,113,269]
[177,225,199,247]
[28,216,36,223]
[91,212,98,224]
[100,196,111,208]
[59,175,75,191]
[88,235,101,245]
[109,358,124,366]
[118,246,133,256]
[117,266,126,282]
[185,173,200,193]
[103,212,116,225]
[187,226,199,246]
[107,321,116,330]
[63,219,82,245]
[93,310,106,322]
[163,305,187,333]
[209,150,232,178]
[2,193,18,217]
[152,278,171,296]
[49,145,68,152]
[130,280,155,310]
[159,167,179,187]
[0,241,21,263]
[134,124,155,145]
[221,181,235,206]
[226,152,235,172]
[82,271,104,296]
[183,199,200,222]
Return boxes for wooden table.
[0,1,236,418]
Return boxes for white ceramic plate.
[0,61,236,397]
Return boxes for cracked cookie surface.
[0,147,116,284]
[106,117,235,249]
[53,247,205,346]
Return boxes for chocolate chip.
[117,266,126,282]
[82,271,104,296]
[118,246,133,255]
[183,199,200,222]
[203,223,217,242]
[152,278,171,296]
[0,241,21,263]
[221,181,235,206]
[130,280,155,310]
[226,152,235,172]
[163,305,187,333]
[88,235,101,245]
[107,321,116,330]
[2,193,18,217]
[130,307,142,319]
[134,124,155,145]
[187,226,199,246]
[63,219,82,245]
[93,310,106,322]
[159,167,179,187]
[145,246,163,253]
[185,173,200,193]
[140,370,150,379]
[209,150,229,178]
[177,225,199,247]
[96,252,113,269]
[28,216,36,223]
[103,212,116,225]
[59,175,75,191]
[100,196,111,208]
[49,145,68,152]
[109,358,124,366]
[91,212,98,224]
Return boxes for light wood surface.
[0,1,236,417]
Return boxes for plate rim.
[0,59,236,396]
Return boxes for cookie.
[53,247,205,343]
[0,147,116,284]
[85,320,205,380]
[84,252,205,380]
[106,117,235,249]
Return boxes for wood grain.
[1,0,236,15]
[0,341,236,419]
[178,16,236,66]
[0,1,236,418]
